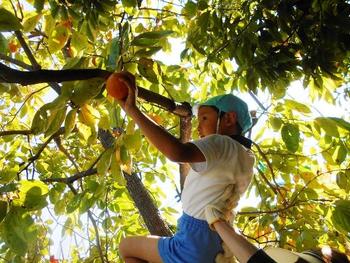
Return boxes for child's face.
[197,106,219,138]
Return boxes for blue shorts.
[158,213,223,263]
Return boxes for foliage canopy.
[0,0,349,261]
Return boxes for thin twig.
[67,184,105,263]
[18,128,65,174]
[0,53,34,70]
[4,85,49,127]
[252,141,287,203]
[54,136,80,172]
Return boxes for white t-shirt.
[181,134,255,220]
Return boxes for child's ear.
[224,112,237,126]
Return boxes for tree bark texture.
[179,116,192,192]
[98,130,172,236]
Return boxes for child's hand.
[115,71,138,115]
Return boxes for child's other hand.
[115,71,138,115]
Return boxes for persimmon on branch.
[0,62,192,117]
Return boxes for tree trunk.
[179,116,192,192]
[98,129,172,236]
[124,173,172,236]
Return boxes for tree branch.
[0,53,34,70]
[0,129,32,136]
[15,31,40,69]
[252,142,288,204]
[0,63,192,117]
[42,168,97,184]
[4,85,49,127]
[67,184,106,263]
[0,62,110,85]
[18,127,65,175]
[179,115,192,192]
[54,136,80,172]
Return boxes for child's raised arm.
[114,72,205,164]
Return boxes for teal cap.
[197,94,252,133]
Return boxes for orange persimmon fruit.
[106,72,130,100]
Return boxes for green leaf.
[2,207,37,255]
[107,37,120,70]
[121,0,137,8]
[332,144,347,165]
[17,180,49,211]
[111,151,124,185]
[328,117,350,132]
[31,106,49,134]
[314,117,340,137]
[66,193,83,213]
[79,194,95,214]
[0,200,8,223]
[240,206,258,213]
[0,8,23,32]
[45,105,67,137]
[246,68,258,92]
[120,145,129,164]
[134,30,174,40]
[281,124,300,152]
[0,165,19,184]
[284,99,311,114]
[123,131,142,152]
[270,117,283,131]
[182,1,197,18]
[97,148,114,175]
[0,33,8,53]
[336,171,350,192]
[70,78,104,106]
[0,182,18,193]
[131,38,159,47]
[71,32,89,54]
[135,46,162,57]
[23,14,41,32]
[54,199,66,215]
[331,200,350,234]
[137,58,160,83]
[34,0,45,12]
[64,108,77,137]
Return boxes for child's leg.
[119,235,163,263]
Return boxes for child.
[117,72,255,263]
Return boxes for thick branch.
[179,115,192,192]
[0,129,32,136]
[98,129,172,236]
[124,172,173,236]
[0,62,110,84]
[0,63,192,117]
[14,31,61,94]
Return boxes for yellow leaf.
[48,25,70,53]
[78,104,100,127]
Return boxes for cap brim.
[264,247,323,263]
